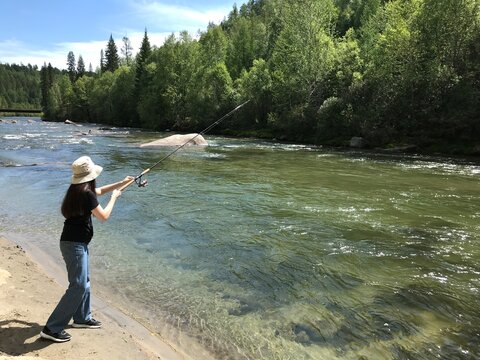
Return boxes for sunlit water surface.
[1,118,479,359]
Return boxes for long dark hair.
[61,179,96,218]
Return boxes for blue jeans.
[45,241,92,332]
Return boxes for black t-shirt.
[60,190,99,244]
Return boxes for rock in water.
[140,133,208,147]
[64,119,81,126]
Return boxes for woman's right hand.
[111,189,122,199]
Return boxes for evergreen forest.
[0,64,42,112]
[2,0,480,154]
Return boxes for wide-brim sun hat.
[71,156,103,184]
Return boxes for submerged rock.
[140,133,208,147]
[292,322,323,345]
[350,137,368,148]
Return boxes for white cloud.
[0,32,170,70]
[130,0,229,32]
[0,39,65,69]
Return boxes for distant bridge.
[0,108,42,114]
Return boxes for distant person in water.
[40,156,133,342]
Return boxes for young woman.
[40,156,133,342]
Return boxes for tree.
[56,75,74,119]
[40,63,54,116]
[335,0,383,35]
[270,0,337,140]
[121,35,133,65]
[195,62,233,124]
[100,49,105,73]
[138,32,200,130]
[110,66,136,126]
[0,63,41,111]
[199,26,228,66]
[46,82,61,120]
[132,29,152,126]
[135,29,152,89]
[70,75,94,122]
[411,0,480,141]
[104,35,120,72]
[226,16,267,80]
[90,71,116,122]
[358,0,424,141]
[67,51,76,83]
[235,58,272,128]
[77,55,86,79]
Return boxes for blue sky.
[0,0,236,69]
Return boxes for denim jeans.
[45,241,91,332]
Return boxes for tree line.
[0,63,41,112]
[8,0,480,153]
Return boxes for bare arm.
[92,189,122,222]
[96,176,134,196]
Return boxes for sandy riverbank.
[0,236,194,360]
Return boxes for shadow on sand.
[0,319,57,355]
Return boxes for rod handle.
[118,168,151,192]
[119,179,135,191]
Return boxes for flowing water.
[1,117,479,359]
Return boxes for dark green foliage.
[0,63,41,113]
[40,63,51,110]
[130,29,152,127]
[67,51,76,83]
[136,30,152,73]
[100,49,105,73]
[77,55,86,79]
[134,31,152,94]
[104,35,120,73]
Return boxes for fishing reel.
[135,175,148,188]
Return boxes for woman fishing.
[40,156,133,342]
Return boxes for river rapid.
[1,117,479,359]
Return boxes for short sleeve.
[85,190,99,212]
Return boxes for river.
[1,117,479,359]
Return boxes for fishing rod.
[119,99,251,191]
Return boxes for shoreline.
[3,116,480,158]
[0,235,195,360]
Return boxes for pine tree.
[40,63,55,119]
[104,34,120,72]
[67,51,76,83]
[132,29,152,126]
[135,29,152,88]
[77,55,86,79]
[40,63,48,109]
[40,62,53,110]
[100,49,105,73]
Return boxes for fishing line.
[120,99,250,192]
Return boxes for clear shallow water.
[1,117,480,359]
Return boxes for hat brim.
[71,165,103,184]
